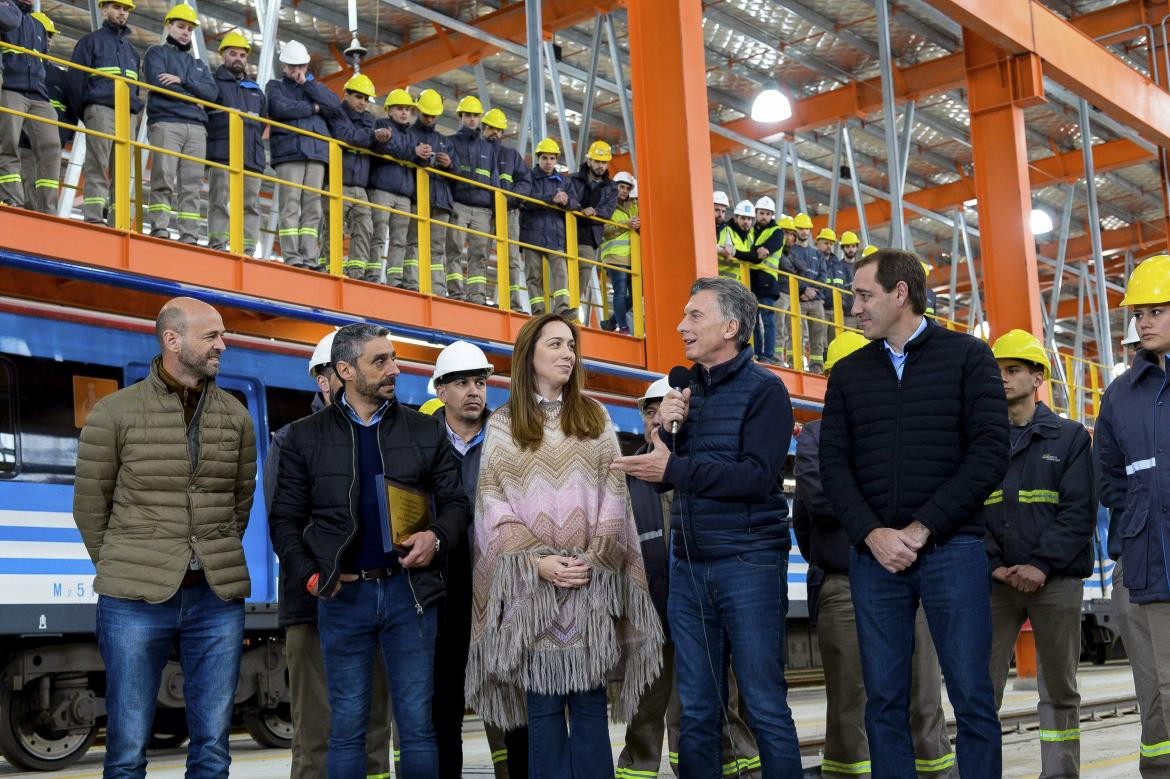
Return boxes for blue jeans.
[668,548,801,778]
[754,296,777,359]
[608,269,632,331]
[850,535,1001,778]
[317,575,438,779]
[526,685,612,778]
[96,581,244,779]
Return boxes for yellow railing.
[1048,351,1108,425]
[0,42,643,335]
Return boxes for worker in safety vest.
[0,0,58,212]
[519,137,578,317]
[142,3,217,243]
[205,31,266,255]
[66,0,141,225]
[599,170,639,334]
[716,199,755,279]
[1096,254,1170,778]
[445,95,498,304]
[751,196,783,364]
[985,328,1095,779]
[714,190,731,263]
[481,108,531,310]
[369,89,420,289]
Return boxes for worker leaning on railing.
[17,13,73,211]
[570,140,618,316]
[521,137,580,318]
[447,95,499,306]
[717,199,755,278]
[751,197,784,365]
[410,88,457,296]
[482,108,532,311]
[830,232,860,330]
[598,171,638,334]
[65,0,141,225]
[368,89,418,290]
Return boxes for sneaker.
[600,318,617,332]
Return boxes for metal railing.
[0,42,644,335]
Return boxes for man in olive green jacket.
[74,296,256,778]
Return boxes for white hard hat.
[279,40,310,66]
[428,340,494,394]
[754,196,776,213]
[638,376,671,407]
[732,199,755,218]
[308,330,336,377]
[629,185,638,199]
[1122,317,1140,346]
[713,190,731,207]
[613,171,635,187]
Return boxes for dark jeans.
[754,296,777,359]
[609,269,632,331]
[668,548,802,778]
[850,535,1001,778]
[527,686,613,778]
[96,581,244,779]
[318,575,438,779]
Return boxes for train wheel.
[242,704,293,749]
[148,708,189,750]
[0,684,98,771]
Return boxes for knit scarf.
[465,401,663,729]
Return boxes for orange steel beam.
[928,0,1170,147]
[1039,221,1167,261]
[1055,288,1123,318]
[829,137,1152,232]
[321,0,621,91]
[964,31,1046,341]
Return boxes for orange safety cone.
[1013,619,1038,690]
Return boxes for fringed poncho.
[465,400,664,729]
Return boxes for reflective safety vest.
[718,224,753,278]
[599,200,638,268]
[754,224,781,279]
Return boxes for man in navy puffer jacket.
[0,0,58,212]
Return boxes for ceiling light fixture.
[750,82,792,123]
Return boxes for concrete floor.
[0,664,1143,777]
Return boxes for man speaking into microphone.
[612,276,800,778]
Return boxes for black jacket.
[628,442,671,637]
[793,419,850,574]
[1,3,48,101]
[265,74,339,165]
[142,38,217,126]
[570,163,617,248]
[66,20,142,115]
[369,117,416,198]
[408,118,454,212]
[205,65,267,172]
[983,402,1095,579]
[267,395,471,613]
[819,320,1009,548]
[448,124,498,208]
[329,102,378,189]
[0,1,19,35]
[492,139,531,210]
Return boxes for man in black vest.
[819,249,1009,778]
[612,276,799,778]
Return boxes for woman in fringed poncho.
[465,313,664,777]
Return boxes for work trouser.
[0,91,59,212]
[774,292,791,364]
[799,297,827,372]
[274,160,324,268]
[371,189,415,288]
[207,167,262,254]
[426,207,450,296]
[505,208,525,310]
[524,247,573,318]
[82,104,137,223]
[446,201,492,303]
[321,186,373,279]
[989,576,1083,778]
[485,724,528,778]
[617,642,761,778]
[285,623,392,779]
[578,243,601,324]
[818,574,956,777]
[1114,559,1170,777]
[147,121,206,243]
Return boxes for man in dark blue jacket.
[409,88,455,296]
[791,213,829,372]
[206,31,266,254]
[521,138,578,317]
[570,141,617,322]
[265,40,339,269]
[0,0,58,212]
[445,96,497,305]
[67,0,140,225]
[20,17,75,211]
[820,249,1008,778]
[1095,254,1170,776]
[370,89,420,289]
[481,108,530,310]
[142,4,217,243]
[612,276,800,777]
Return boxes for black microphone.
[667,365,692,435]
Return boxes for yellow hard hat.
[839,230,859,246]
[920,260,933,277]
[30,11,56,34]
[794,213,814,230]
[991,329,1051,379]
[482,108,507,130]
[535,137,561,156]
[586,140,612,162]
[1121,254,1170,307]
[778,216,796,231]
[343,73,376,98]
[415,88,443,116]
[384,88,413,108]
[816,227,837,243]
[456,95,484,114]
[861,244,879,258]
[419,397,445,416]
[164,3,198,26]
[825,331,869,375]
[218,30,251,53]
[99,0,136,10]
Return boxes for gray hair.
[331,323,390,369]
[690,277,758,350]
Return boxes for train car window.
[265,385,317,439]
[0,358,17,476]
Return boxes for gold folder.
[375,475,434,552]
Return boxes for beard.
[227,61,246,75]
[178,342,220,380]
[353,370,395,402]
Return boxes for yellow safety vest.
[718,224,754,278]
[599,201,638,268]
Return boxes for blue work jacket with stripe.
[448,124,498,208]
[1,3,49,101]
[66,20,142,115]
[142,38,217,126]
[205,65,266,172]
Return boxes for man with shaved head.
[74,296,257,777]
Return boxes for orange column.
[964,30,1046,341]
[627,0,716,373]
